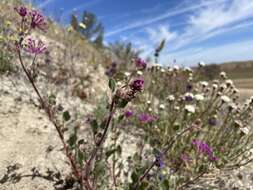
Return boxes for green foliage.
[70,11,104,47]
[0,47,14,75]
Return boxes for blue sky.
[25,0,253,66]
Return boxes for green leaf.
[118,114,124,122]
[139,181,149,190]
[108,78,116,92]
[63,111,71,121]
[90,120,98,135]
[131,170,139,183]
[106,148,117,158]
[118,99,128,108]
[77,150,84,166]
[48,94,56,105]
[67,133,77,148]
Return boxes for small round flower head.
[195,94,204,101]
[159,104,165,110]
[167,95,175,102]
[124,110,134,118]
[137,70,143,76]
[116,81,123,87]
[225,79,233,87]
[240,127,249,135]
[234,120,243,128]
[14,6,28,17]
[147,100,151,105]
[221,95,231,103]
[184,92,194,102]
[135,58,147,70]
[173,65,179,71]
[212,84,218,90]
[174,106,180,111]
[233,88,239,94]
[24,37,47,55]
[228,103,237,111]
[124,72,131,77]
[198,61,205,67]
[200,81,208,88]
[208,115,218,126]
[184,67,192,72]
[30,10,47,31]
[185,105,195,113]
[148,107,152,112]
[220,71,227,79]
[160,68,166,73]
[130,78,144,92]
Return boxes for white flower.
[161,68,166,73]
[184,67,192,72]
[174,106,180,111]
[173,65,179,70]
[148,107,152,112]
[116,81,122,86]
[147,100,151,105]
[225,79,233,86]
[221,95,231,103]
[167,95,175,102]
[240,127,249,135]
[137,71,143,76]
[213,84,218,90]
[228,103,237,110]
[195,94,204,101]
[124,72,131,77]
[198,61,205,67]
[185,105,195,113]
[220,71,227,78]
[159,104,165,110]
[79,22,86,29]
[233,88,239,94]
[200,81,208,87]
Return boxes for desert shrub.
[0,50,14,74]
[12,5,253,190]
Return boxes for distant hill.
[219,60,253,79]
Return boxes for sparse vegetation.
[0,1,253,190]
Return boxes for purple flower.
[25,38,47,55]
[208,117,217,126]
[30,10,47,31]
[138,113,157,123]
[192,140,218,161]
[124,110,134,118]
[155,152,165,168]
[14,6,28,17]
[130,78,144,92]
[135,58,147,70]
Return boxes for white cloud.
[105,0,225,37]
[166,39,253,65]
[133,0,253,65]
[146,25,177,44]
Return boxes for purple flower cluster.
[30,10,47,31]
[14,7,47,31]
[155,152,165,168]
[138,113,157,123]
[135,58,147,70]
[130,78,144,92]
[25,38,47,55]
[192,140,218,161]
[14,6,28,17]
[124,110,134,118]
